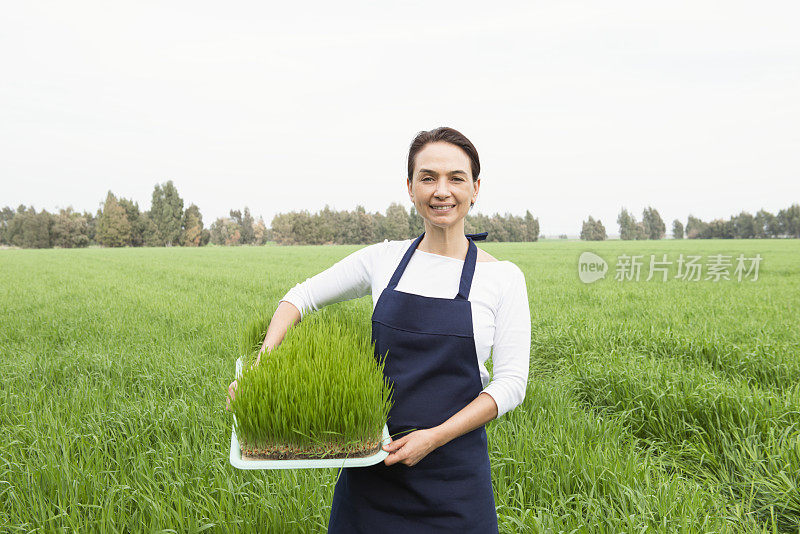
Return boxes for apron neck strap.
[457,236,478,300]
[465,232,488,241]
[386,232,479,301]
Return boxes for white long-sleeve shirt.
[279,239,531,419]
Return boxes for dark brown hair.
[407,127,480,183]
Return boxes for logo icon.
[578,252,608,284]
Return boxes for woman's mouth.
[430,204,455,213]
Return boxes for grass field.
[1,240,799,533]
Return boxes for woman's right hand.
[226,352,265,411]
[225,300,299,411]
[226,380,238,411]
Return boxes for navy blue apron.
[328,231,498,533]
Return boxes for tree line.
[271,204,540,245]
[5,181,796,247]
[0,181,272,249]
[0,182,540,248]
[579,204,800,241]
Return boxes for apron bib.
[328,232,498,533]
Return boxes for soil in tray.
[240,439,383,461]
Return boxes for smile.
[430,205,455,212]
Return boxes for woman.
[228,127,531,532]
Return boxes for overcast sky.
[2,1,798,236]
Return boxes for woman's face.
[407,142,480,230]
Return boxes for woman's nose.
[434,179,451,198]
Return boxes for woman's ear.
[407,177,413,200]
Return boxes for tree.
[685,215,707,239]
[753,209,774,238]
[270,213,294,245]
[617,208,637,240]
[596,219,608,241]
[118,198,145,246]
[641,207,666,239]
[82,210,98,244]
[96,192,131,247]
[6,206,53,248]
[316,205,336,244]
[51,208,90,248]
[382,203,409,241]
[210,217,241,245]
[635,221,647,240]
[731,211,755,239]
[777,204,800,238]
[523,210,540,242]
[706,219,734,239]
[339,210,360,244]
[253,217,267,245]
[487,213,510,242]
[229,207,256,245]
[408,206,425,238]
[766,211,782,237]
[504,213,524,241]
[141,212,161,247]
[355,205,375,244]
[150,181,184,246]
[181,204,204,246]
[580,216,607,241]
[241,208,255,244]
[465,213,489,239]
[4,205,25,246]
[0,206,14,245]
[672,219,684,239]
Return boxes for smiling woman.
[232,126,531,533]
[406,128,482,257]
[326,127,528,533]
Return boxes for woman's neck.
[418,222,469,259]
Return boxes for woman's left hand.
[382,429,441,467]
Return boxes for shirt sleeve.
[279,242,381,319]
[481,264,531,419]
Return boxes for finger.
[384,436,406,451]
[384,449,404,466]
[383,442,399,452]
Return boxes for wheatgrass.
[230,303,393,459]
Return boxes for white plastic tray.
[229,356,390,470]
